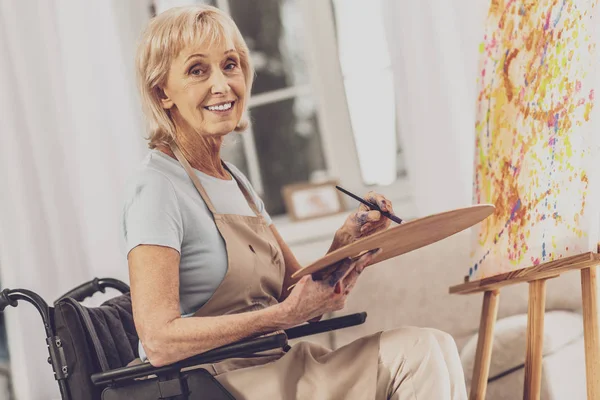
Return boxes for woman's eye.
[225,62,237,71]
[189,65,204,76]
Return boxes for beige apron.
[172,144,382,400]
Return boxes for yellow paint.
[476,121,484,133]
[565,135,573,157]
[584,101,592,121]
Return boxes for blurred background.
[0,0,486,398]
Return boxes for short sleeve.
[121,169,184,256]
[226,163,273,225]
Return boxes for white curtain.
[0,1,149,398]
[382,0,489,217]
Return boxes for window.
[331,0,405,186]
[226,0,328,216]
[152,0,409,218]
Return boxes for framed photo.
[282,181,345,221]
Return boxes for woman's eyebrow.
[184,50,237,63]
[185,53,207,63]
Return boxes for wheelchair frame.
[0,277,367,399]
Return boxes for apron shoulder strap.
[170,143,218,214]
[222,162,261,217]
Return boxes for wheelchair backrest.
[53,293,139,399]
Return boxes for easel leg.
[470,289,500,400]
[523,279,547,400]
[581,265,600,400]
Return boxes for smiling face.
[160,38,247,138]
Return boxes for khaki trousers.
[376,327,468,400]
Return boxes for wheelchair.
[0,277,367,399]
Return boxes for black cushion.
[85,294,139,369]
[53,294,138,399]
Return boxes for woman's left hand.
[331,191,395,250]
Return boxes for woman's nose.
[210,70,231,95]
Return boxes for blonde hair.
[135,5,254,149]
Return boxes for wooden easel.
[450,251,600,400]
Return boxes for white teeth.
[207,102,232,111]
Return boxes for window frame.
[296,0,412,204]
[229,0,413,220]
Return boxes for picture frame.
[281,180,346,221]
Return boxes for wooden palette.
[291,204,495,279]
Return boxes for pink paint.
[548,136,556,146]
[590,89,595,100]
[482,69,486,77]
[486,37,498,52]
[547,114,557,127]
[520,87,525,102]
[576,81,582,92]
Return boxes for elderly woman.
[123,5,467,399]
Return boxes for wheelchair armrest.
[54,277,130,305]
[284,312,367,340]
[91,332,287,385]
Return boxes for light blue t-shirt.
[121,149,272,316]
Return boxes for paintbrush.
[335,185,403,224]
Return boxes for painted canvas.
[470,0,600,280]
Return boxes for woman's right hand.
[280,250,379,327]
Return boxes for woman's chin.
[201,121,238,136]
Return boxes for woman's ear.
[158,87,174,109]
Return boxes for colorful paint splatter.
[470,0,600,279]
